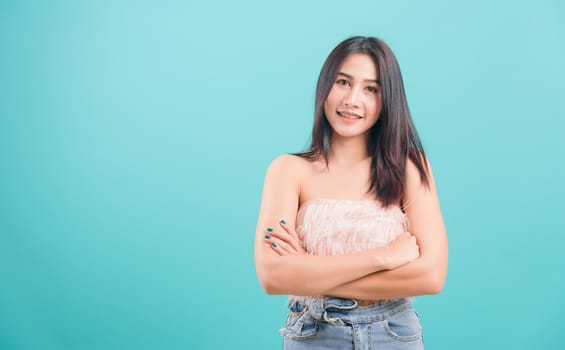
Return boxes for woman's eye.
[336,79,349,86]
[366,86,378,93]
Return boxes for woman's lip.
[337,111,362,118]
[337,111,363,123]
[338,115,362,123]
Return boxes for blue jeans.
[280,297,424,350]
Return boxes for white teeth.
[338,112,361,119]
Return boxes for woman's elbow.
[425,270,446,294]
[259,276,282,295]
[416,257,447,295]
[256,261,284,295]
[424,263,447,295]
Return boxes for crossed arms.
[253,154,448,300]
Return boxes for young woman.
[254,36,447,349]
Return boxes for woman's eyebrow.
[337,72,381,84]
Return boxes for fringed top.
[288,198,408,306]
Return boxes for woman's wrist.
[370,246,390,272]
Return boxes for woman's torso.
[292,156,408,305]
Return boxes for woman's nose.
[343,87,360,107]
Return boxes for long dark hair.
[295,36,430,207]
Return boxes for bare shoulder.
[405,152,434,189]
[404,152,439,211]
[258,154,310,228]
[266,154,311,179]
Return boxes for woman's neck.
[328,134,370,167]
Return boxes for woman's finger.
[278,221,305,254]
[265,236,294,256]
[279,219,300,242]
[266,227,303,254]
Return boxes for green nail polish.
[267,228,273,232]
[264,235,271,239]
[281,219,286,225]
[272,242,277,248]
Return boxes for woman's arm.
[322,157,448,300]
[254,155,419,296]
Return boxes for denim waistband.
[280,296,412,339]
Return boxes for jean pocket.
[383,307,422,342]
[279,309,318,339]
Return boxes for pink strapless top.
[297,199,408,255]
[288,199,408,305]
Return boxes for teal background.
[1,0,564,349]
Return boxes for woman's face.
[324,53,382,140]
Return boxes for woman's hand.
[263,220,306,256]
[264,224,418,270]
[378,232,420,270]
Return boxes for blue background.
[1,0,564,349]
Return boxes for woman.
[254,36,447,349]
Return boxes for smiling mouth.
[337,111,363,120]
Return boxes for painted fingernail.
[264,235,271,239]
[280,219,286,225]
[272,242,277,248]
[267,228,273,232]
